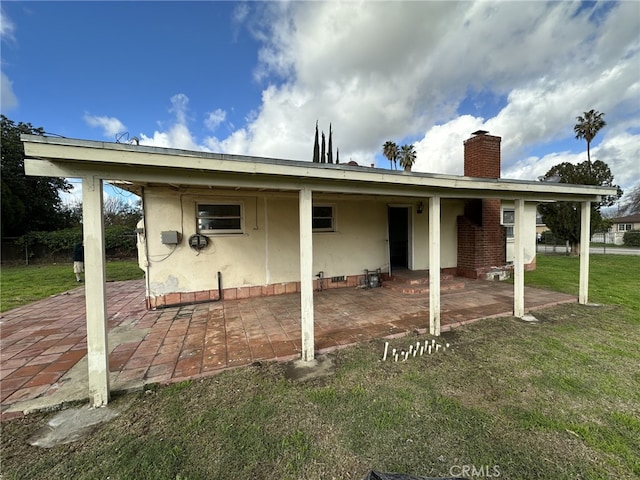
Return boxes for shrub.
[15,226,137,262]
[623,230,640,247]
[17,228,82,254]
[541,230,565,244]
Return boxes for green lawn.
[526,254,640,312]
[1,254,639,479]
[0,261,144,312]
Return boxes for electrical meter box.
[161,230,179,245]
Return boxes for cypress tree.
[313,121,320,163]
[327,123,333,164]
[321,131,326,163]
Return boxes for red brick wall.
[146,272,389,309]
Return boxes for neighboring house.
[535,210,549,237]
[22,131,616,407]
[592,214,640,245]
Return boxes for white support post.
[429,195,441,336]
[299,188,315,362]
[579,201,591,304]
[513,198,526,317]
[82,176,110,407]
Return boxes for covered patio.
[1,277,575,416]
[20,133,616,408]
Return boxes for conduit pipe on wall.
[141,186,152,304]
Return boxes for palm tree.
[574,109,606,174]
[399,144,417,171]
[382,141,398,170]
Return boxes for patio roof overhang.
[21,134,614,408]
[21,134,616,202]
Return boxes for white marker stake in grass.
[420,346,424,356]
[383,342,389,361]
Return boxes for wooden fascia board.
[22,135,612,197]
[25,156,607,203]
[22,133,616,201]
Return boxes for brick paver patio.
[0,278,576,416]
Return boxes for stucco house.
[592,213,640,245]
[134,132,540,308]
[22,131,616,407]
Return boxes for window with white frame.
[312,205,335,232]
[502,209,515,239]
[618,223,632,232]
[197,203,243,234]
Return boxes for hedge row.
[16,226,138,259]
[623,230,640,247]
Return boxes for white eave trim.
[21,134,618,202]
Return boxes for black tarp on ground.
[364,471,468,480]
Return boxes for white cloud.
[138,1,639,192]
[0,7,16,42]
[139,93,212,152]
[237,1,638,189]
[204,108,226,131]
[0,71,17,111]
[1,8,18,112]
[413,116,485,176]
[168,93,189,126]
[84,114,127,139]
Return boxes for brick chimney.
[463,130,501,179]
[457,131,507,279]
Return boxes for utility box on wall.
[161,230,180,245]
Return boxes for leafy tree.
[574,109,606,174]
[103,196,142,228]
[399,144,417,171]
[382,141,398,170]
[61,196,142,229]
[538,160,622,255]
[1,115,72,237]
[312,121,319,163]
[619,182,640,215]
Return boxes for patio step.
[382,270,465,294]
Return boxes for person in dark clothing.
[73,242,84,282]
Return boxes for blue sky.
[1,1,638,207]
